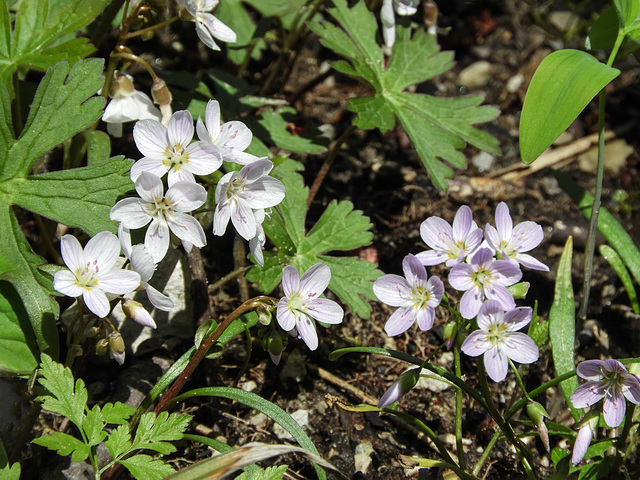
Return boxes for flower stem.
[454,347,468,472]
[472,428,501,476]
[509,359,531,401]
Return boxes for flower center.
[287,292,306,312]
[146,196,176,224]
[410,285,431,309]
[472,267,492,287]
[74,260,100,289]
[602,369,625,398]
[226,176,246,200]
[164,144,189,171]
[485,322,508,346]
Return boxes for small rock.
[549,11,579,33]
[249,413,269,429]
[552,131,574,146]
[354,441,375,474]
[539,176,562,196]
[505,73,524,93]
[458,61,492,89]
[578,138,634,175]
[471,151,495,171]
[239,380,258,393]
[273,409,309,440]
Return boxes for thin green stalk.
[476,360,535,478]
[578,27,625,322]
[509,359,531,402]
[454,348,467,472]
[472,429,501,477]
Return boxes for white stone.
[273,409,309,440]
[459,61,492,89]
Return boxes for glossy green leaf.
[549,236,580,421]
[614,0,640,28]
[0,281,39,373]
[600,244,639,313]
[587,7,620,50]
[308,0,499,190]
[32,432,90,462]
[520,50,619,164]
[555,171,640,286]
[173,387,327,480]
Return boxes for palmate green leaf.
[32,431,90,462]
[236,465,288,480]
[0,59,131,358]
[119,454,175,480]
[83,405,107,447]
[520,49,619,164]
[0,281,39,373]
[36,354,88,428]
[105,424,132,460]
[246,160,381,317]
[0,437,20,480]
[308,0,499,190]
[0,0,110,96]
[101,402,136,425]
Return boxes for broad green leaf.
[0,281,39,373]
[105,424,132,460]
[520,50,619,164]
[587,7,620,50]
[215,0,263,65]
[0,0,110,95]
[32,431,90,462]
[119,454,175,480]
[0,59,125,357]
[255,108,326,154]
[549,237,580,421]
[83,405,107,447]
[81,130,112,165]
[172,387,327,480]
[5,156,134,236]
[242,0,313,30]
[555,172,640,286]
[247,160,381,317]
[600,244,639,313]
[36,354,88,428]
[308,0,499,190]
[614,0,640,28]
[1,59,105,181]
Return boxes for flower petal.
[53,270,83,298]
[169,213,207,248]
[281,265,300,297]
[60,235,85,272]
[83,288,110,318]
[373,274,411,306]
[402,254,427,288]
[494,202,512,241]
[452,205,474,241]
[299,263,331,298]
[603,389,626,427]
[461,330,491,357]
[145,284,174,312]
[483,346,509,382]
[166,181,207,212]
[420,216,453,251]
[384,307,416,336]
[502,332,539,364]
[85,231,120,273]
[459,286,484,319]
[167,110,194,147]
[133,119,168,158]
[110,198,151,229]
[570,382,606,409]
[99,270,141,295]
[415,306,435,331]
[277,298,298,331]
[576,360,607,381]
[145,221,170,263]
[296,314,319,351]
[306,298,344,325]
[130,157,170,183]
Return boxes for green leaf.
[600,244,639,313]
[520,50,619,164]
[614,0,640,28]
[549,237,580,421]
[105,424,132,460]
[119,454,175,480]
[308,1,499,189]
[6,157,134,236]
[131,411,191,455]
[0,281,39,373]
[101,402,135,425]
[0,437,20,480]
[83,405,107,447]
[80,129,112,165]
[0,0,110,96]
[0,59,118,357]
[247,160,381,317]
[173,387,327,480]
[36,354,88,428]
[32,431,90,462]
[555,171,640,286]
[236,465,288,480]
[255,108,326,154]
[587,7,620,50]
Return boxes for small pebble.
[458,61,492,89]
[273,409,309,440]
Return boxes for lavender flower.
[53,232,141,318]
[131,110,221,187]
[110,172,207,263]
[571,411,599,467]
[449,247,522,319]
[485,202,549,272]
[373,254,444,336]
[177,0,237,51]
[416,205,483,268]
[196,99,260,165]
[570,359,640,428]
[378,368,421,408]
[460,300,539,382]
[276,263,344,351]
[213,159,285,241]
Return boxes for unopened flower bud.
[109,73,135,98]
[572,410,600,466]
[109,332,126,365]
[257,305,273,326]
[122,299,156,329]
[151,77,172,108]
[508,282,530,300]
[378,368,421,409]
[95,338,109,355]
[526,401,550,452]
[265,331,284,366]
[443,320,458,350]
[86,326,101,338]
